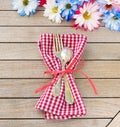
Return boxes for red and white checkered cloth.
[35,33,87,120]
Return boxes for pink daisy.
[97,0,120,11]
[72,2,101,31]
[113,0,120,11]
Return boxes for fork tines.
[53,34,63,52]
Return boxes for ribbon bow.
[35,58,98,95]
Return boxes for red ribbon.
[39,0,46,6]
[35,58,98,95]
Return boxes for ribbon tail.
[66,58,85,73]
[35,81,55,93]
[80,71,98,95]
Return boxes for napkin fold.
[35,33,87,120]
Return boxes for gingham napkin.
[35,33,87,120]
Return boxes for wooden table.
[0,1,120,127]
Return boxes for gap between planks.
[106,111,120,127]
[0,119,110,127]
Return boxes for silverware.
[52,34,63,97]
[52,34,74,104]
[61,47,74,104]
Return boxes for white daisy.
[43,0,63,23]
[102,10,120,31]
[72,2,101,31]
[12,0,39,16]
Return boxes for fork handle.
[64,74,74,104]
[52,77,61,97]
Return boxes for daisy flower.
[102,9,120,31]
[113,0,120,11]
[43,0,63,23]
[57,0,78,21]
[96,0,119,12]
[12,0,39,16]
[72,2,101,31]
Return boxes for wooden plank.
[0,11,104,27]
[0,61,119,78]
[0,11,70,26]
[0,99,119,118]
[0,119,110,127]
[0,27,120,42]
[0,0,12,10]
[0,43,120,60]
[0,79,120,98]
[1,1,119,126]
[108,112,120,127]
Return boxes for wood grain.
[0,119,110,127]
[0,11,70,26]
[0,0,12,10]
[0,99,119,118]
[0,43,120,60]
[0,79,120,98]
[0,0,120,125]
[108,112,120,127]
[0,61,119,78]
[0,27,120,43]
[0,11,105,27]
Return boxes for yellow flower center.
[23,0,29,6]
[52,7,58,13]
[105,4,113,10]
[65,3,71,9]
[83,11,91,20]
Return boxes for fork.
[52,34,74,104]
[52,34,63,97]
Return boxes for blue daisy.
[56,0,78,21]
[12,0,39,16]
[102,9,120,31]
[76,0,90,6]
